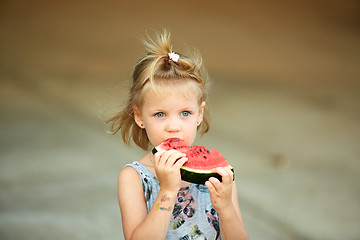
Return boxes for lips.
[165,137,183,142]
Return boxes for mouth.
[165,137,182,142]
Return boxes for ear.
[197,101,206,126]
[133,106,145,129]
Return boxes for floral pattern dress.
[124,161,221,240]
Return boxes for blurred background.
[1,0,359,239]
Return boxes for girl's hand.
[205,167,234,214]
[153,149,188,193]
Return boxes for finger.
[205,180,216,194]
[154,150,166,166]
[217,167,232,184]
[212,167,231,184]
[207,176,222,192]
[174,156,188,169]
[157,149,178,166]
[224,167,234,182]
[165,151,186,167]
[212,167,227,182]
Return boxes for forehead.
[140,79,201,104]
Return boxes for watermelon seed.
[204,156,207,159]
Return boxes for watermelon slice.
[152,138,234,185]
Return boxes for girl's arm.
[206,167,249,240]
[118,167,177,239]
[118,150,187,240]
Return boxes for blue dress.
[125,161,221,240]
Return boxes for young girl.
[107,30,248,240]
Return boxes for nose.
[165,118,181,133]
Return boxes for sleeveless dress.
[125,161,221,240]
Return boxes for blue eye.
[181,111,191,117]
[154,112,165,118]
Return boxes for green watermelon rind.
[152,147,160,155]
[180,166,235,185]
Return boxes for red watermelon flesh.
[155,138,189,153]
[152,138,234,184]
[183,146,229,169]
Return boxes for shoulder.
[118,165,139,181]
[118,165,143,193]
[117,165,147,214]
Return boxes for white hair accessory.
[168,52,179,62]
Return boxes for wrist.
[158,182,181,195]
[158,188,178,199]
[217,204,236,220]
[154,189,178,212]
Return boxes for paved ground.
[1,1,360,239]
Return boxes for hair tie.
[168,52,179,62]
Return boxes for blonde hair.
[107,30,210,150]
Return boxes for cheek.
[143,120,171,146]
[144,127,162,146]
[181,121,199,145]
[182,130,197,146]
[190,119,200,134]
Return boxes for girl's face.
[134,81,205,148]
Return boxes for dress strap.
[124,161,155,178]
